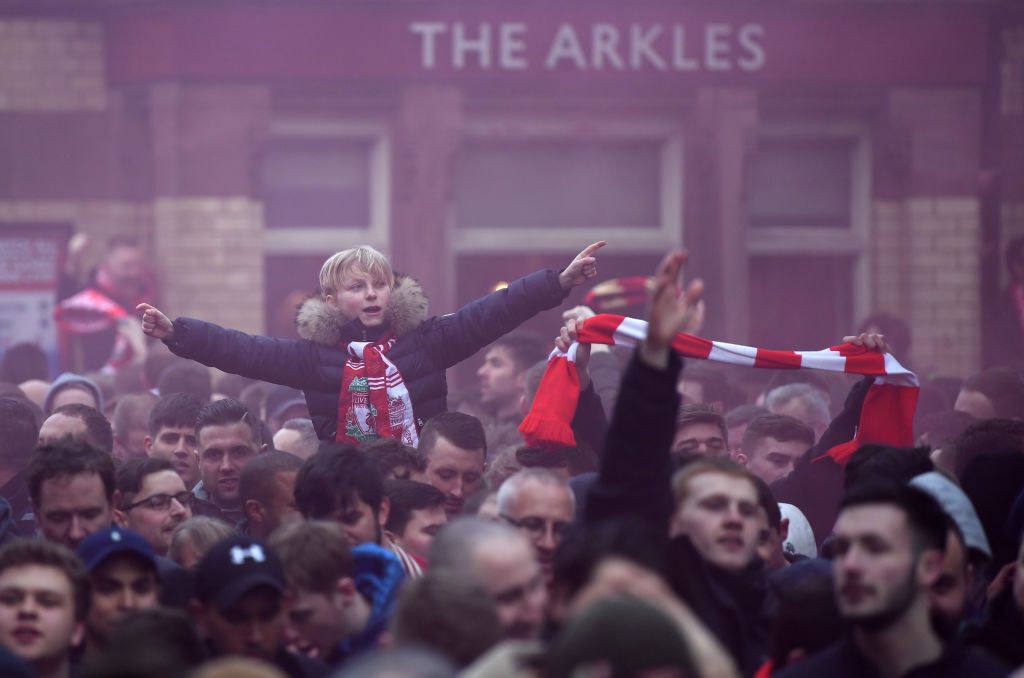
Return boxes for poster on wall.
[0,223,71,368]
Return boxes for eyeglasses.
[124,491,193,512]
[500,514,571,541]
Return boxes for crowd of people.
[0,238,1021,677]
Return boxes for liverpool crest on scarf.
[337,336,419,447]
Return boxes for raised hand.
[559,241,606,290]
[556,317,593,390]
[136,303,175,340]
[640,249,704,368]
[842,332,892,354]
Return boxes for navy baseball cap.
[77,527,158,573]
[194,536,286,611]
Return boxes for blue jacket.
[164,269,567,440]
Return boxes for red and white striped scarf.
[520,314,919,465]
[337,336,419,447]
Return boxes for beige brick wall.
[1003,27,1024,116]
[153,198,265,335]
[0,19,106,111]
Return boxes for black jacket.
[165,270,567,440]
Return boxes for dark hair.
[148,392,204,437]
[51,404,114,454]
[268,520,353,595]
[157,362,212,402]
[961,367,1024,420]
[679,362,732,408]
[195,398,261,446]
[489,331,549,374]
[844,445,935,492]
[115,457,175,509]
[953,418,1024,478]
[741,415,815,457]
[0,397,40,468]
[675,404,727,441]
[515,446,570,471]
[839,482,949,555]
[360,437,427,479]
[239,450,303,506]
[294,444,384,519]
[725,404,770,430]
[89,608,206,677]
[29,438,117,507]
[751,475,781,529]
[419,412,487,460]
[769,560,843,667]
[857,312,912,360]
[0,539,90,621]
[385,480,446,535]
[0,342,49,383]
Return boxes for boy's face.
[87,554,160,644]
[328,266,391,327]
[0,564,83,668]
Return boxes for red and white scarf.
[337,336,419,447]
[55,287,134,372]
[520,314,919,465]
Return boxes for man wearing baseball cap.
[189,535,327,677]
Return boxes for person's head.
[190,536,287,663]
[916,410,976,473]
[240,451,303,541]
[100,608,206,677]
[146,392,203,491]
[30,438,116,549]
[384,480,448,562]
[44,373,102,414]
[724,404,769,458]
[113,457,192,556]
[157,362,212,403]
[765,383,830,442]
[514,446,571,481]
[76,527,160,649]
[111,393,158,462]
[832,483,948,631]
[195,398,264,509]
[419,413,487,517]
[951,418,1024,478]
[769,559,844,669]
[271,419,319,461]
[294,444,387,545]
[928,526,972,630]
[0,540,89,675]
[477,332,548,414]
[857,313,912,360]
[39,404,114,455]
[0,343,49,385]
[430,518,547,640]
[496,469,576,583]
[360,437,427,481]
[751,477,788,570]
[263,387,308,434]
[267,521,359,659]
[319,246,394,327]
[168,517,238,572]
[844,445,935,492]
[670,405,728,461]
[955,367,1024,421]
[736,414,814,485]
[677,362,731,412]
[669,457,761,573]
[0,397,39,473]
[100,235,144,291]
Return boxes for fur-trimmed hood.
[295,274,429,346]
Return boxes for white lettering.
[545,24,588,70]
[630,24,666,71]
[231,545,266,565]
[671,25,700,71]
[737,24,766,72]
[704,24,732,71]
[453,23,492,69]
[409,22,447,69]
[592,23,625,70]
[499,23,528,69]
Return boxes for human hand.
[842,332,892,354]
[556,317,592,390]
[640,250,704,368]
[136,303,174,340]
[559,241,606,290]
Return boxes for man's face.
[86,554,159,645]
[832,505,928,628]
[472,536,548,640]
[197,422,260,508]
[200,587,285,662]
[121,470,192,556]
[282,588,346,659]
[929,530,970,625]
[38,414,87,447]
[146,425,201,490]
[325,494,384,546]
[248,472,301,540]
[424,436,484,517]
[740,436,807,485]
[670,422,728,459]
[670,472,760,573]
[954,389,995,421]
[50,388,98,412]
[328,267,391,328]
[0,565,83,668]
[477,346,523,410]
[103,245,144,290]
[393,505,447,561]
[36,472,113,550]
[501,480,575,583]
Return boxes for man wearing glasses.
[113,457,192,557]
[496,469,575,585]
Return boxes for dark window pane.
[748,139,852,228]
[262,141,371,229]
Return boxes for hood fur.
[296,274,429,345]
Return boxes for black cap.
[194,536,285,611]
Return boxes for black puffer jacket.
[164,269,567,440]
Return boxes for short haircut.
[741,415,815,458]
[769,560,843,667]
[0,539,90,621]
[428,517,520,575]
[750,475,781,529]
[294,444,384,519]
[168,517,238,566]
[725,404,770,430]
[496,468,575,516]
[239,451,303,506]
[268,520,353,595]
[385,480,446,535]
[149,392,205,437]
[112,392,158,437]
[0,397,40,468]
[839,482,949,555]
[0,342,49,384]
[319,245,394,296]
[679,362,732,407]
[195,398,261,446]
[952,418,1024,478]
[29,438,116,507]
[157,362,212,402]
[488,331,549,374]
[844,445,935,492]
[671,456,757,507]
[51,403,114,454]
[104,608,206,674]
[675,404,728,441]
[961,367,1024,419]
[115,457,176,508]
[766,383,831,430]
[514,446,570,471]
[279,417,318,444]
[419,412,487,460]
[360,437,427,479]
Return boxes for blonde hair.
[319,246,394,296]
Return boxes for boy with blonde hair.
[139,243,603,445]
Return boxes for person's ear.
[111,491,128,527]
[143,436,153,454]
[70,621,85,648]
[735,453,749,467]
[918,549,943,586]
[244,499,265,524]
[377,497,390,529]
[335,577,358,606]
